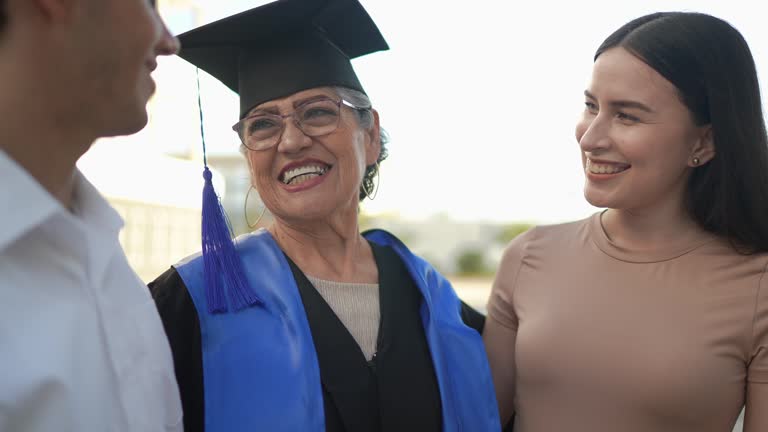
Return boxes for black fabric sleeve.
[148,268,204,432]
[459,300,486,334]
[457,302,514,430]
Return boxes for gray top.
[307,275,380,361]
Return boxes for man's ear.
[365,109,381,166]
[689,125,715,167]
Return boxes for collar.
[0,150,123,251]
[589,211,717,263]
[71,169,124,235]
[0,150,61,251]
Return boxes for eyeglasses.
[232,97,366,151]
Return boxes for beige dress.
[484,212,768,432]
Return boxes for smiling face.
[244,87,380,224]
[76,0,179,136]
[575,47,712,212]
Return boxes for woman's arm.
[484,313,518,427]
[483,318,517,425]
[744,382,767,431]
[482,237,529,427]
[148,268,205,432]
[744,267,768,431]
[460,301,486,333]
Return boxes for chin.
[584,188,614,209]
[287,199,347,222]
[103,109,149,138]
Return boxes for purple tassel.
[201,167,264,313]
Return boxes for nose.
[155,21,180,56]
[576,113,611,154]
[276,120,312,153]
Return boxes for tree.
[496,222,534,245]
[455,248,492,276]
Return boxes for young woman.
[484,12,768,432]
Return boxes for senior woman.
[148,1,500,431]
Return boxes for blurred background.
[77,3,765,428]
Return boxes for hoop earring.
[364,162,380,200]
[244,185,266,229]
[692,157,701,166]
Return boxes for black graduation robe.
[150,242,490,432]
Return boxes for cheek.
[246,154,272,186]
[625,127,688,166]
[252,172,272,194]
[340,135,369,175]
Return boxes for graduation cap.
[175,0,389,314]
[178,0,389,119]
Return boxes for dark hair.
[0,0,6,34]
[596,12,768,253]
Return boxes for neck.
[268,210,376,283]
[0,52,95,209]
[602,196,704,250]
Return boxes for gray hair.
[333,87,374,128]
[332,87,388,201]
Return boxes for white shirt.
[0,151,183,431]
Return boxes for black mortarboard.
[177,0,389,119]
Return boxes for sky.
[133,0,768,225]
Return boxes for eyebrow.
[252,95,335,115]
[584,90,654,113]
[293,94,335,107]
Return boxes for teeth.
[282,165,328,184]
[587,159,629,175]
[288,173,321,185]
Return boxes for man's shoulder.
[0,151,61,252]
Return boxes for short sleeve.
[483,227,535,427]
[745,262,768,431]
[485,228,534,330]
[748,263,768,383]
